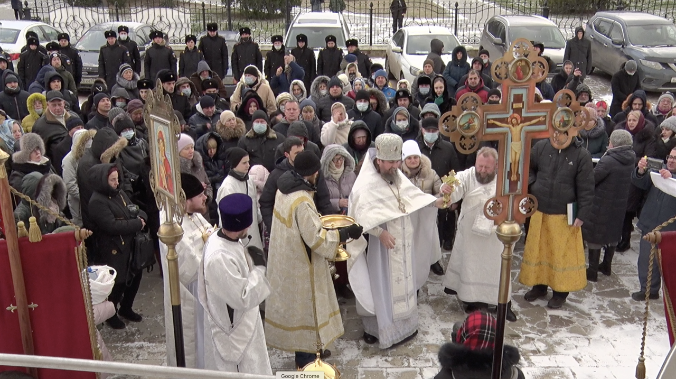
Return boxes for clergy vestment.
[196,231,272,374]
[441,167,507,305]
[159,210,212,367]
[216,174,264,250]
[347,148,438,349]
[264,176,344,353]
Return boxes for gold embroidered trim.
[272,194,314,228]
[265,308,342,332]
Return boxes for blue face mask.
[423,131,438,143]
[121,129,135,140]
[181,88,191,97]
[253,122,267,134]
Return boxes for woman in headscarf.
[178,133,213,221]
[110,63,139,100]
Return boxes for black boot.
[506,301,517,322]
[599,246,615,276]
[430,261,444,275]
[587,249,601,282]
[616,239,631,253]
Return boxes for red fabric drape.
[659,232,676,346]
[0,232,96,379]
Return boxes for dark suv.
[586,11,676,91]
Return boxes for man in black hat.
[137,78,154,102]
[52,116,85,176]
[291,34,316,90]
[117,25,141,74]
[98,30,131,91]
[32,90,74,167]
[86,93,112,130]
[18,36,45,90]
[144,30,176,83]
[231,27,262,83]
[20,31,47,55]
[264,35,285,82]
[385,88,421,121]
[346,39,371,79]
[316,76,355,122]
[198,23,229,80]
[0,72,29,121]
[201,78,230,111]
[188,95,221,139]
[317,35,343,78]
[0,47,14,74]
[158,69,192,119]
[58,33,83,87]
[348,89,383,138]
[179,35,204,77]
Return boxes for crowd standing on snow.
[1,22,676,378]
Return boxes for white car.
[284,12,350,53]
[0,20,62,63]
[386,26,460,83]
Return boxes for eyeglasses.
[332,156,345,163]
[667,156,676,161]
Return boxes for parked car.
[386,26,460,83]
[0,20,62,64]
[586,11,676,92]
[284,12,350,53]
[480,15,566,72]
[75,22,153,90]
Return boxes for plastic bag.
[87,266,116,305]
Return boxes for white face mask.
[119,33,128,41]
[424,131,438,143]
[320,89,327,96]
[181,88,191,97]
[482,58,488,64]
[121,129,135,140]
[356,101,369,112]
[279,105,285,113]
[274,43,282,50]
[394,120,408,131]
[35,108,43,115]
[419,87,430,95]
[253,122,267,134]
[244,76,255,85]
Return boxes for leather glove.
[247,246,267,267]
[338,224,363,242]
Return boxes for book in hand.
[567,202,577,226]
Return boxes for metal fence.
[25,0,676,45]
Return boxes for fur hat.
[157,70,176,83]
[185,34,197,43]
[219,193,252,232]
[118,25,129,33]
[375,133,403,161]
[206,23,218,32]
[104,30,117,39]
[137,78,154,90]
[19,132,45,156]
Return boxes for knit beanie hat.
[177,133,194,153]
[93,93,109,110]
[251,110,268,123]
[293,151,321,176]
[107,107,125,123]
[244,66,259,77]
[225,147,249,170]
[488,88,501,99]
[661,116,676,134]
[113,114,135,135]
[328,76,342,89]
[200,95,216,109]
[658,92,675,107]
[66,116,84,131]
[355,90,370,102]
[402,139,422,160]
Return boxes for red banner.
[659,232,676,346]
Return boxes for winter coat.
[144,43,177,82]
[62,129,95,227]
[43,71,80,115]
[98,43,131,91]
[374,84,396,103]
[189,61,229,99]
[110,69,140,101]
[390,0,407,15]
[273,119,321,147]
[264,46,286,81]
[536,80,555,101]
[610,61,641,117]
[85,111,108,131]
[270,61,305,95]
[550,68,574,94]
[179,47,204,78]
[175,77,200,108]
[603,115,616,137]
[529,138,595,222]
[54,65,78,94]
[563,27,592,79]
[13,172,68,235]
[614,119,657,212]
[426,39,446,74]
[77,128,128,230]
[384,107,420,142]
[195,131,227,193]
[117,135,150,208]
[236,90,265,128]
[31,108,73,167]
[259,156,337,229]
[320,144,357,212]
[179,151,213,202]
[383,103,421,122]
[168,89,193,120]
[579,119,608,158]
[198,34,229,79]
[416,134,462,177]
[347,103,383,140]
[351,48,372,79]
[291,45,317,90]
[342,120,373,174]
[633,167,676,234]
[401,154,442,195]
[434,343,524,379]
[9,133,53,191]
[231,39,263,80]
[118,38,141,74]
[212,115,247,167]
[455,76,489,103]
[458,70,493,93]
[316,93,355,122]
[88,163,146,284]
[317,45,343,78]
[612,90,659,126]
[21,92,46,133]
[230,66,277,114]
[0,85,29,121]
[27,65,54,94]
[442,46,470,97]
[238,126,285,173]
[310,75,330,105]
[18,48,45,90]
[187,104,222,140]
[582,145,635,245]
[656,136,676,162]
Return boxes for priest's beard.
[376,160,401,186]
[475,170,496,184]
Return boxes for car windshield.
[76,29,119,51]
[627,24,676,47]
[406,35,459,55]
[0,28,19,44]
[509,26,566,49]
[287,27,346,49]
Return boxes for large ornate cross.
[439,38,585,225]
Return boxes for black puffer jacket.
[31,109,73,166]
[264,45,285,81]
[614,119,657,212]
[529,138,595,222]
[347,103,384,140]
[237,125,285,172]
[18,48,45,90]
[88,163,146,284]
[317,45,343,78]
[434,343,524,379]
[0,71,29,120]
[563,26,592,79]
[259,156,337,229]
[610,61,641,117]
[351,48,372,79]
[342,120,374,174]
[582,145,635,245]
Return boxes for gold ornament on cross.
[441,170,461,208]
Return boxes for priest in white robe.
[196,193,272,374]
[441,147,517,321]
[216,147,263,250]
[347,133,448,349]
[159,173,215,367]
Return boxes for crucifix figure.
[488,113,545,182]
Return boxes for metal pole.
[454,2,459,37]
[157,205,186,367]
[369,2,373,46]
[0,151,37,379]
[227,0,232,31]
[490,220,522,379]
[201,2,206,32]
[285,0,291,33]
[115,2,119,22]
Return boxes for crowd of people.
[1,21,676,378]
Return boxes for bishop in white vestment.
[441,147,516,321]
[160,173,214,367]
[197,193,272,374]
[347,134,447,349]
